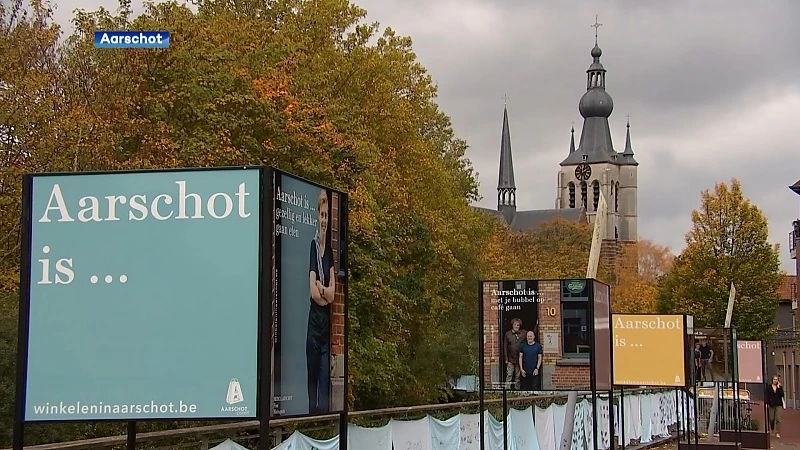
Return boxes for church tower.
[555,36,638,244]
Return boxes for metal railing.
[9,388,678,450]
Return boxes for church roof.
[472,206,586,233]
[560,41,636,167]
[508,208,585,232]
[790,179,800,196]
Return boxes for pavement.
[768,404,800,449]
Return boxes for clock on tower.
[575,163,592,181]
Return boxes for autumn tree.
[656,179,782,340]
[481,216,608,282]
[0,0,506,440]
[612,240,675,313]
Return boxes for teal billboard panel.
[22,168,261,421]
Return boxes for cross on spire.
[590,14,602,44]
[626,114,631,126]
[502,94,510,105]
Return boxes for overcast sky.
[51,0,800,273]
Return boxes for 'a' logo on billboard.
[226,378,244,405]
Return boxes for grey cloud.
[47,0,800,272]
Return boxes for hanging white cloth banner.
[582,400,595,450]
[649,394,662,439]
[639,394,653,443]
[509,406,540,450]
[276,430,339,450]
[391,416,432,450]
[595,398,611,450]
[630,395,642,442]
[551,402,566,450]
[568,400,586,450]
[209,438,250,450]
[484,411,508,450]
[272,431,299,450]
[459,413,481,450]
[265,392,688,450]
[430,415,460,450]
[347,423,391,450]
[295,433,340,450]
[534,406,556,450]
[660,392,674,437]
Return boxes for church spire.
[569,124,576,153]
[622,116,639,165]
[497,102,516,222]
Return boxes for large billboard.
[481,279,609,391]
[271,170,347,418]
[611,314,687,387]
[21,168,261,421]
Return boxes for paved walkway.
[643,404,800,449]
[769,404,800,449]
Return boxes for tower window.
[615,182,619,212]
[568,182,575,208]
[615,226,618,239]
[580,181,587,209]
[592,180,600,210]
[610,182,614,211]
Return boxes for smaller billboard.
[692,327,737,382]
[737,340,764,383]
[612,314,686,387]
[271,170,348,418]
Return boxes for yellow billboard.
[612,314,686,387]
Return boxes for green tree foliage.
[0,0,604,445]
[0,0,502,443]
[656,179,783,340]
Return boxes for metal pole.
[693,386,699,446]
[608,389,615,450]
[782,350,791,412]
[339,199,351,450]
[502,388,508,450]
[675,389,682,442]
[783,351,788,397]
[478,281,485,450]
[259,167,275,450]
[127,421,136,450]
[620,388,625,450]
[792,351,797,409]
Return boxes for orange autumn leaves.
[612,240,675,314]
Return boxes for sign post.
[708,283,736,441]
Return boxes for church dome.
[579,88,613,118]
